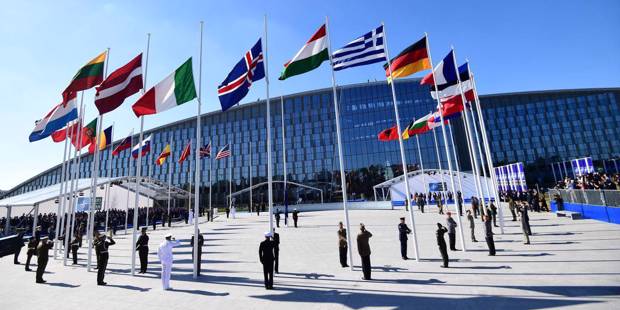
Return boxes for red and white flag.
[94,53,143,115]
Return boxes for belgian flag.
[384,36,431,82]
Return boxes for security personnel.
[484,215,496,256]
[136,227,149,273]
[190,230,205,276]
[337,222,348,267]
[272,228,280,273]
[357,223,373,280]
[13,231,25,265]
[70,234,81,265]
[292,209,299,228]
[25,236,38,271]
[35,238,53,283]
[398,217,412,260]
[259,231,276,289]
[436,223,449,268]
[95,234,115,285]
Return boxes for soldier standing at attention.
[337,222,349,267]
[136,227,149,273]
[13,231,25,265]
[467,210,477,242]
[95,233,115,285]
[398,217,412,260]
[35,238,54,283]
[275,209,281,228]
[436,223,449,268]
[272,228,280,273]
[484,215,496,256]
[157,233,181,290]
[25,236,37,271]
[259,232,276,289]
[357,223,373,280]
[190,229,205,276]
[446,212,458,251]
[292,209,299,228]
[70,234,81,265]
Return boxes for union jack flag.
[200,143,211,158]
[215,144,231,160]
[217,38,265,112]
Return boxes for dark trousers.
[420,204,424,213]
[458,203,463,216]
[293,218,298,227]
[492,214,498,227]
[510,209,517,221]
[339,246,348,267]
[97,253,109,284]
[276,218,280,227]
[14,247,21,264]
[192,251,202,275]
[360,255,371,280]
[71,247,78,264]
[400,240,407,259]
[262,260,274,289]
[439,244,449,267]
[36,257,48,282]
[274,248,279,273]
[485,236,496,256]
[139,248,149,273]
[26,251,34,270]
[449,233,456,250]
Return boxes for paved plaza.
[1,207,620,309]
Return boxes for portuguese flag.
[72,118,97,150]
[132,58,197,117]
[63,51,107,101]
[279,24,329,80]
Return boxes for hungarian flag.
[132,58,197,117]
[384,36,430,82]
[112,135,132,156]
[403,114,432,139]
[378,126,398,142]
[89,125,112,154]
[279,24,329,80]
[178,141,191,164]
[155,144,171,166]
[63,51,107,102]
[132,135,152,159]
[95,53,143,115]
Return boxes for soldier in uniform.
[70,234,81,265]
[292,209,299,228]
[136,227,149,273]
[13,231,25,265]
[259,231,276,289]
[436,223,449,268]
[95,233,115,285]
[466,210,478,242]
[357,223,373,280]
[190,229,205,276]
[484,215,496,256]
[337,222,348,267]
[446,212,458,251]
[25,236,37,271]
[398,217,411,260]
[272,228,280,273]
[157,233,181,290]
[35,238,53,283]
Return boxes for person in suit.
[337,222,348,267]
[436,223,449,268]
[484,215,496,256]
[292,209,299,228]
[398,217,412,260]
[259,232,276,289]
[136,227,149,273]
[446,212,458,251]
[95,234,115,285]
[357,223,373,280]
[466,210,477,242]
[272,228,280,273]
[190,230,205,276]
[35,238,53,283]
[25,236,37,271]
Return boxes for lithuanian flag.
[63,51,107,100]
[384,36,430,82]
[156,144,172,166]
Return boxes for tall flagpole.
[382,22,419,261]
[280,96,288,225]
[415,134,428,193]
[167,140,173,221]
[124,129,134,235]
[248,141,252,212]
[104,124,114,232]
[62,116,76,266]
[53,128,69,259]
[426,35,466,251]
[192,20,204,279]
[131,33,150,276]
[469,103,493,215]
[209,140,213,221]
[448,120,465,207]
[64,98,85,266]
[228,141,232,211]
[145,150,154,227]
[264,15,274,232]
[325,16,354,270]
[431,124,446,191]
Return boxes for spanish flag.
[384,36,430,82]
[156,144,172,166]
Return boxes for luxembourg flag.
[132,134,152,159]
[29,92,78,142]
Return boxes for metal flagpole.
[280,96,288,226]
[426,35,466,251]
[264,15,274,232]
[64,98,85,266]
[382,22,419,261]
[104,124,114,233]
[62,117,77,265]
[124,129,134,235]
[58,120,74,259]
[54,127,69,258]
[249,141,252,213]
[325,16,354,269]
[431,125,446,190]
[448,120,465,207]
[229,141,232,211]
[131,33,150,276]
[193,21,204,279]
[188,139,193,222]
[167,140,173,222]
[209,140,213,221]
[460,111,485,217]
[415,133,428,193]
[145,150,153,227]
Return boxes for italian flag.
[132,58,197,117]
[279,24,329,80]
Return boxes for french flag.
[132,134,152,159]
[29,92,78,142]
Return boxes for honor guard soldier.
[398,217,412,260]
[95,233,115,285]
[136,227,149,273]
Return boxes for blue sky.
[0,0,618,190]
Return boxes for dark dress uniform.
[25,237,38,271]
[272,232,280,273]
[259,237,276,289]
[275,211,281,228]
[14,232,25,265]
[398,222,411,259]
[190,233,205,275]
[292,210,299,228]
[35,239,53,283]
[136,233,149,273]
[95,236,115,285]
[436,225,449,268]
[357,229,372,280]
[70,236,81,264]
[484,218,496,256]
[338,228,348,267]
[446,217,457,251]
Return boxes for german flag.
[156,144,172,166]
[63,51,107,101]
[384,36,430,82]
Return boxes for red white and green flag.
[279,24,329,80]
[132,58,197,117]
[403,114,432,138]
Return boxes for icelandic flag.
[217,39,265,112]
[29,92,78,142]
[132,134,152,159]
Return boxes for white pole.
[145,150,153,227]
[382,22,419,261]
[64,98,85,266]
[432,125,446,190]
[62,118,77,265]
[447,121,465,206]
[264,15,274,232]
[325,16,354,270]
[229,142,232,210]
[131,33,150,276]
[415,134,428,193]
[209,140,213,220]
[460,111,484,215]
[193,21,203,279]
[167,140,173,222]
[426,35,466,251]
[249,141,252,212]
[104,124,114,233]
[54,129,69,258]
[281,96,287,223]
[124,129,134,235]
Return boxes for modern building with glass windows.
[3,79,619,205]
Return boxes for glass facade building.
[3,80,619,204]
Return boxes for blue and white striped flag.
[332,25,386,71]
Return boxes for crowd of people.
[553,172,620,190]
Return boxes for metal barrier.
[549,189,620,208]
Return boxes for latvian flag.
[215,144,231,160]
[112,134,132,156]
[132,135,152,159]
[200,143,211,158]
[178,140,191,164]
[95,54,143,115]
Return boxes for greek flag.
[332,25,386,71]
